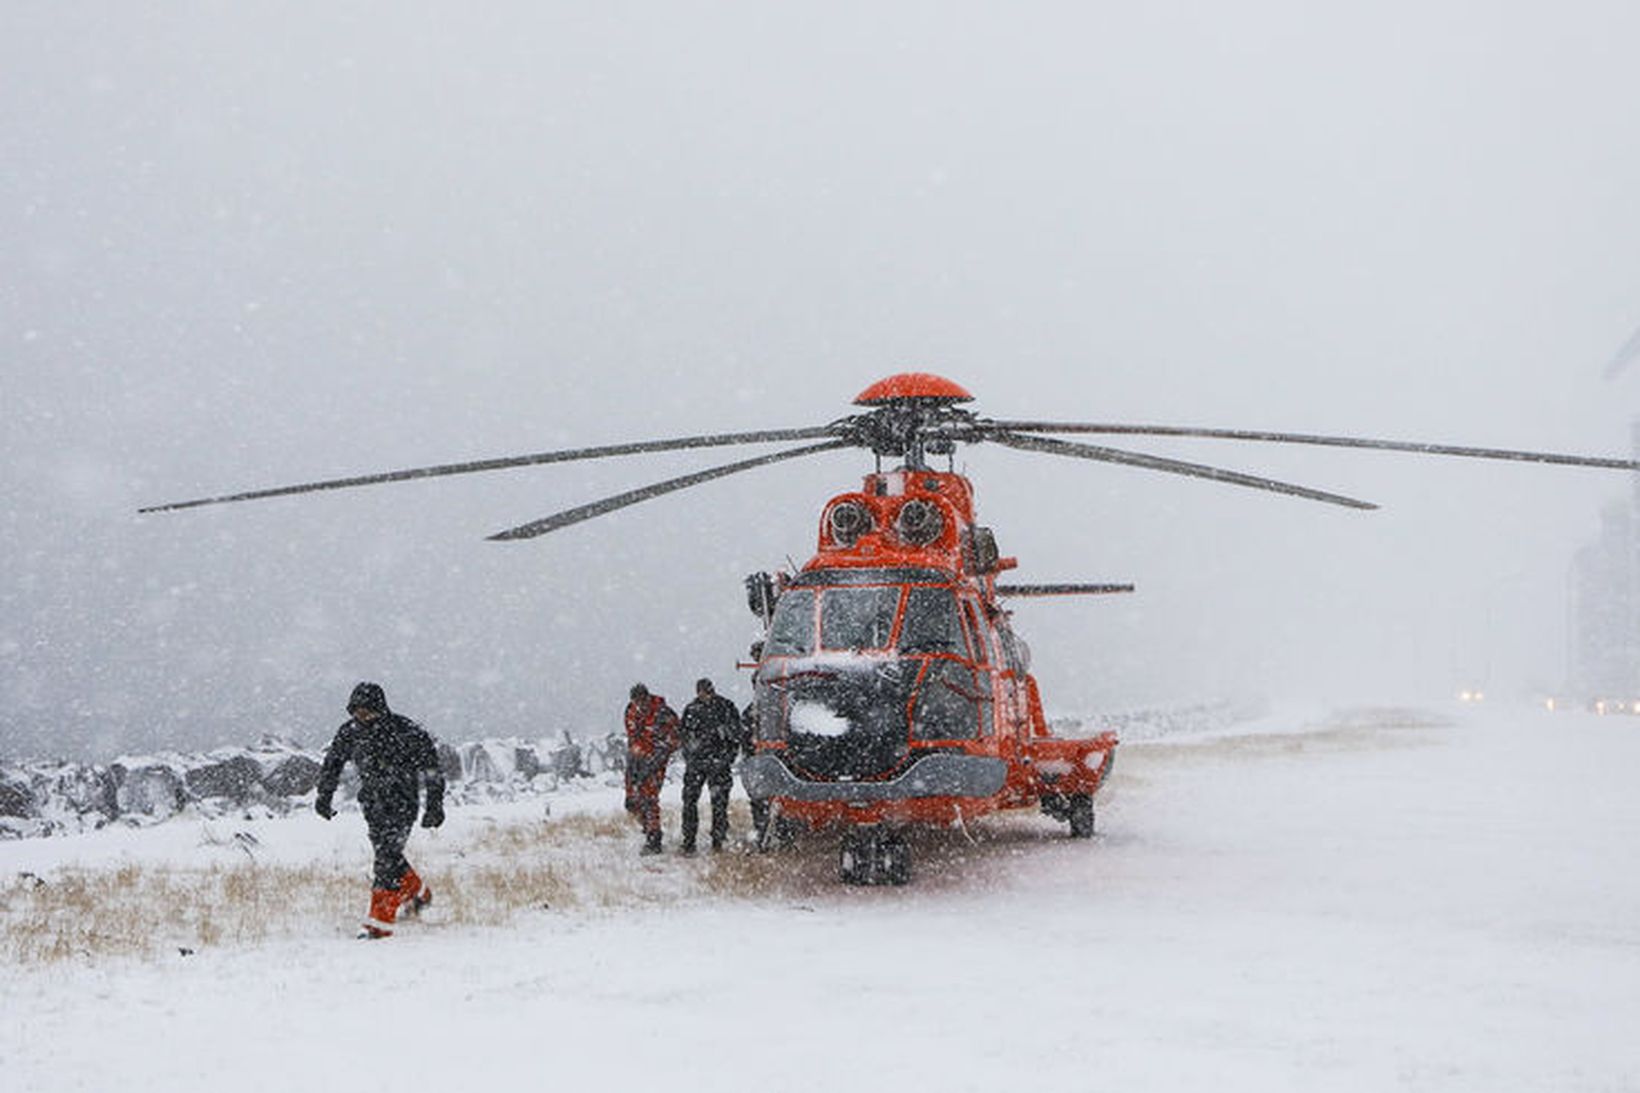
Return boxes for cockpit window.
[898,587,966,655]
[764,589,815,657]
[819,586,902,651]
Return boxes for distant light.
[1544,698,1557,712]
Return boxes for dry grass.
[0,862,358,965]
[1,804,1106,964]
[1,808,774,964]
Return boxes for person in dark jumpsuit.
[315,682,446,939]
[678,678,742,854]
[624,683,679,855]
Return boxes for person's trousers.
[681,763,732,848]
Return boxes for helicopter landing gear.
[1068,793,1096,838]
[763,815,801,852]
[839,827,911,886]
[1041,792,1097,838]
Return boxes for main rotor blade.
[990,420,1640,472]
[137,425,837,514]
[487,440,852,541]
[989,430,1378,510]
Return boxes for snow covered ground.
[3,703,1636,1093]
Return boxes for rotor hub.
[839,373,982,468]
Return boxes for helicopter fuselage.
[742,468,1117,832]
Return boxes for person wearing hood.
[315,681,446,939]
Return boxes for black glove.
[421,800,445,829]
[315,797,335,820]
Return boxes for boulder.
[546,735,582,780]
[184,752,263,803]
[459,741,503,783]
[112,759,188,819]
[582,732,625,774]
[436,742,463,782]
[263,753,321,797]
[245,738,324,798]
[513,744,541,781]
[26,761,117,820]
[0,770,35,818]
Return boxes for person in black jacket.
[678,678,741,854]
[315,682,446,939]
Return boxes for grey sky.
[5,2,1640,760]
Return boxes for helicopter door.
[958,599,995,737]
[993,618,1032,746]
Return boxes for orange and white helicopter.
[143,371,1640,884]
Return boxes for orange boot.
[396,867,431,917]
[359,888,398,939]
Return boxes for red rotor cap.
[853,373,975,406]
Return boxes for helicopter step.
[838,825,911,886]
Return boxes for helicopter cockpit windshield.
[764,589,816,657]
[897,586,965,655]
[753,568,990,777]
[819,586,901,651]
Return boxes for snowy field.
[3,703,1637,1093]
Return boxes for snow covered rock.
[512,744,541,781]
[544,734,582,780]
[2,727,616,839]
[183,751,264,804]
[581,732,625,775]
[0,769,35,818]
[244,738,323,798]
[435,742,462,782]
[111,757,188,820]
[26,760,118,822]
[459,741,509,783]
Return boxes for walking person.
[315,682,446,939]
[624,683,680,855]
[678,678,742,854]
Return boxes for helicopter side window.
[898,587,966,656]
[764,589,816,657]
[911,660,984,741]
[960,601,989,664]
[819,586,902,651]
[996,621,1028,676]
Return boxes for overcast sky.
[5,1,1640,761]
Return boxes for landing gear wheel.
[1068,793,1096,838]
[839,827,911,885]
[839,829,876,885]
[768,816,801,851]
[881,833,911,886]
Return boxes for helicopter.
[142,371,1640,884]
